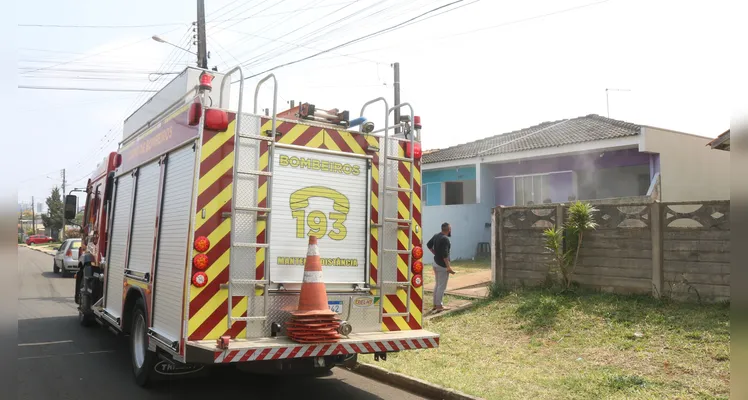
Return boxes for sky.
[14,0,744,208]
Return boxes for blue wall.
[423,166,476,206]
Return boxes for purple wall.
[491,148,651,177]
[495,177,514,206]
[492,148,656,206]
[548,172,574,202]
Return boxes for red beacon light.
[414,115,422,130]
[199,72,214,92]
[204,109,229,132]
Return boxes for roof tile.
[423,114,641,164]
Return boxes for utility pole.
[196,0,208,69]
[31,196,35,235]
[61,169,66,242]
[393,62,401,134]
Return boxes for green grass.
[360,287,730,400]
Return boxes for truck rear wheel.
[130,298,156,387]
[77,276,95,327]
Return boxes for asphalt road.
[17,247,427,400]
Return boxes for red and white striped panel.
[214,337,439,363]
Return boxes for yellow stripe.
[205,297,247,339]
[194,184,232,232]
[383,295,410,331]
[259,151,269,171]
[340,131,365,154]
[366,135,379,147]
[198,151,234,195]
[125,278,148,290]
[188,290,227,336]
[200,121,236,162]
[306,131,324,148]
[324,131,341,152]
[278,124,308,145]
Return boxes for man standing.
[427,222,456,313]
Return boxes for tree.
[41,186,64,236]
[20,209,34,220]
[543,201,599,289]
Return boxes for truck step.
[233,242,270,248]
[382,249,411,255]
[385,155,413,163]
[238,134,274,142]
[384,218,411,224]
[385,186,413,193]
[238,170,272,177]
[235,206,272,213]
[230,316,268,322]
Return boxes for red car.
[26,234,53,245]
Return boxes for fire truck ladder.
[224,71,278,328]
[360,99,417,322]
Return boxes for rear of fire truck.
[70,65,438,387]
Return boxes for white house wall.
[421,163,494,261]
[640,127,730,201]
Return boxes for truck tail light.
[188,99,202,126]
[412,246,423,260]
[193,254,209,270]
[406,142,422,161]
[204,109,229,132]
[412,260,423,274]
[194,236,210,252]
[411,274,423,288]
[192,272,208,288]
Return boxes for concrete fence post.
[650,202,664,298]
[497,207,505,285]
[491,208,497,284]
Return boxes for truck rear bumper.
[186,329,439,364]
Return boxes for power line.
[19,85,159,92]
[340,0,611,56]
[242,0,467,80]
[19,26,184,75]
[18,22,188,28]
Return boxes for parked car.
[53,239,81,277]
[26,234,53,245]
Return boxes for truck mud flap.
[150,355,211,381]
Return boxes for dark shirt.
[426,232,451,268]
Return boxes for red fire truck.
[65,66,436,386]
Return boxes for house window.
[514,174,551,205]
[444,180,477,205]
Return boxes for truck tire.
[77,277,95,327]
[130,298,156,387]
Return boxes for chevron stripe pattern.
[255,118,381,297]
[214,336,439,363]
[382,141,423,331]
[186,113,247,342]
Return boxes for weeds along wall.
[491,200,730,302]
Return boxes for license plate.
[328,301,343,314]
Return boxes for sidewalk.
[423,269,491,299]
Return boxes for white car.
[53,239,81,277]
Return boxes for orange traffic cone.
[286,236,341,343]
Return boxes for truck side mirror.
[64,195,77,220]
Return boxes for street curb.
[347,362,484,400]
[18,244,54,256]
